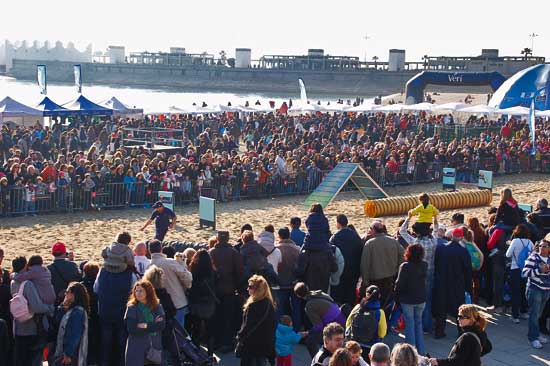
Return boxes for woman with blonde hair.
[429,304,492,365]
[236,275,276,366]
[124,279,166,366]
[496,187,521,231]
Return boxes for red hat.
[452,227,464,238]
[52,242,67,255]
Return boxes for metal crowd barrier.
[0,155,546,218]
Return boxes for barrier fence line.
[0,155,548,217]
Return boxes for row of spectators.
[1,111,550,215]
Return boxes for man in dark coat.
[209,231,244,353]
[329,214,363,305]
[432,228,473,338]
[47,242,81,304]
[295,211,338,293]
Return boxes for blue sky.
[3,0,549,62]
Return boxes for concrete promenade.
[219,307,550,366]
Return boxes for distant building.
[0,40,92,71]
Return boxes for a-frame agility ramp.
[303,163,388,209]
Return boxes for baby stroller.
[168,320,218,366]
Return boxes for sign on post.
[442,168,456,190]
[477,170,493,191]
[199,196,216,230]
[158,191,174,211]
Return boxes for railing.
[1,155,549,217]
[433,125,502,143]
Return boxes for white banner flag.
[74,64,82,94]
[37,65,47,95]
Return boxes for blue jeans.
[526,286,550,341]
[275,289,303,331]
[422,276,433,332]
[175,306,189,328]
[402,302,426,355]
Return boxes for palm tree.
[372,55,379,69]
[521,47,533,59]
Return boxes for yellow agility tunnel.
[364,190,493,218]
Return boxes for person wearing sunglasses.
[522,236,550,349]
[428,304,492,366]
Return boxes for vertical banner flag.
[298,78,308,105]
[529,98,536,155]
[37,65,47,95]
[74,64,82,94]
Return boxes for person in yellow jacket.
[409,193,439,233]
[345,285,387,349]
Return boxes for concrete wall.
[9,59,421,96]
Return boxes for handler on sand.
[140,201,177,241]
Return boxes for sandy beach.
[1,172,548,265]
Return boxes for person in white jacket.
[149,240,192,327]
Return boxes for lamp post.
[529,33,539,54]
[363,34,371,64]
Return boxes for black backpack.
[349,307,378,344]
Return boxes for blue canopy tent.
[99,97,143,116]
[489,64,550,110]
[35,96,71,117]
[0,96,43,126]
[61,95,113,115]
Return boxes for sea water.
[0,76,368,114]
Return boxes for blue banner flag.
[37,65,47,95]
[74,64,82,94]
[529,98,536,155]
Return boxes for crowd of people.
[2,109,550,215]
[1,186,550,366]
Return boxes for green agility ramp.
[303,163,388,209]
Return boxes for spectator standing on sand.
[140,201,177,241]
[329,214,363,306]
[360,221,404,306]
[296,204,338,293]
[48,242,81,305]
[11,256,55,366]
[209,231,244,353]
[432,228,472,339]
[149,239,192,328]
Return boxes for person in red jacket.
[41,161,57,183]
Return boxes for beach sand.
[1,173,548,265]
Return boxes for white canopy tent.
[100,97,143,117]
[374,103,405,112]
[402,102,434,112]
[431,102,468,112]
[347,104,377,113]
[456,104,496,115]
[288,103,320,114]
[495,106,531,116]
[320,103,349,113]
[536,110,550,117]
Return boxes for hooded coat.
[432,241,473,317]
